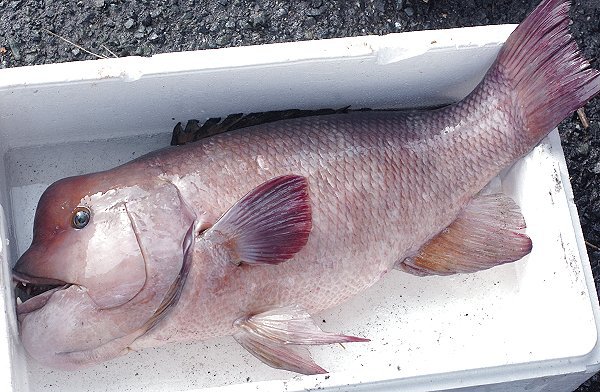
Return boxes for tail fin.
[494,0,600,141]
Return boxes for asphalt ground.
[1,0,599,390]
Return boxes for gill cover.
[78,180,195,309]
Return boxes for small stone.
[577,142,590,156]
[82,12,96,23]
[30,31,42,43]
[593,161,600,174]
[24,53,36,63]
[93,0,105,7]
[225,20,235,29]
[124,18,135,29]
[7,36,21,60]
[404,7,414,16]
[141,14,152,27]
[274,8,287,18]
[304,17,316,28]
[198,24,210,34]
[310,0,323,7]
[148,32,160,42]
[250,12,266,27]
[217,0,228,5]
[306,8,323,17]
[71,48,80,56]
[216,34,231,46]
[374,0,385,12]
[133,31,145,39]
[395,0,403,8]
[239,20,252,30]
[150,9,162,18]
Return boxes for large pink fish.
[12,0,600,374]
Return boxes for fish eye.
[71,207,91,229]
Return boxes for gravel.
[1,0,599,390]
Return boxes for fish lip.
[12,270,70,317]
[16,284,70,317]
[12,270,67,286]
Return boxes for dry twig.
[101,44,118,58]
[42,28,108,59]
[577,108,590,129]
[586,241,600,251]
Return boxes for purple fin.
[493,0,600,143]
[397,193,532,276]
[233,305,369,375]
[207,175,312,266]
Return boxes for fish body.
[131,101,521,345]
[12,0,600,374]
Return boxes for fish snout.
[13,237,81,286]
[13,247,64,282]
[13,247,45,279]
[13,247,71,316]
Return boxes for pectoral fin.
[397,193,532,276]
[233,305,368,375]
[204,175,312,266]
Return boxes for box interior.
[0,25,598,392]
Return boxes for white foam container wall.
[0,24,599,392]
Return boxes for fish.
[11,0,600,375]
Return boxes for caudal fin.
[494,0,600,141]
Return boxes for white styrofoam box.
[0,24,599,392]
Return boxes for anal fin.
[233,305,368,375]
[397,193,532,276]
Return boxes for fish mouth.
[12,270,70,316]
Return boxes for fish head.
[13,168,195,369]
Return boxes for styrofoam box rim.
[0,25,512,89]
[1,24,599,392]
